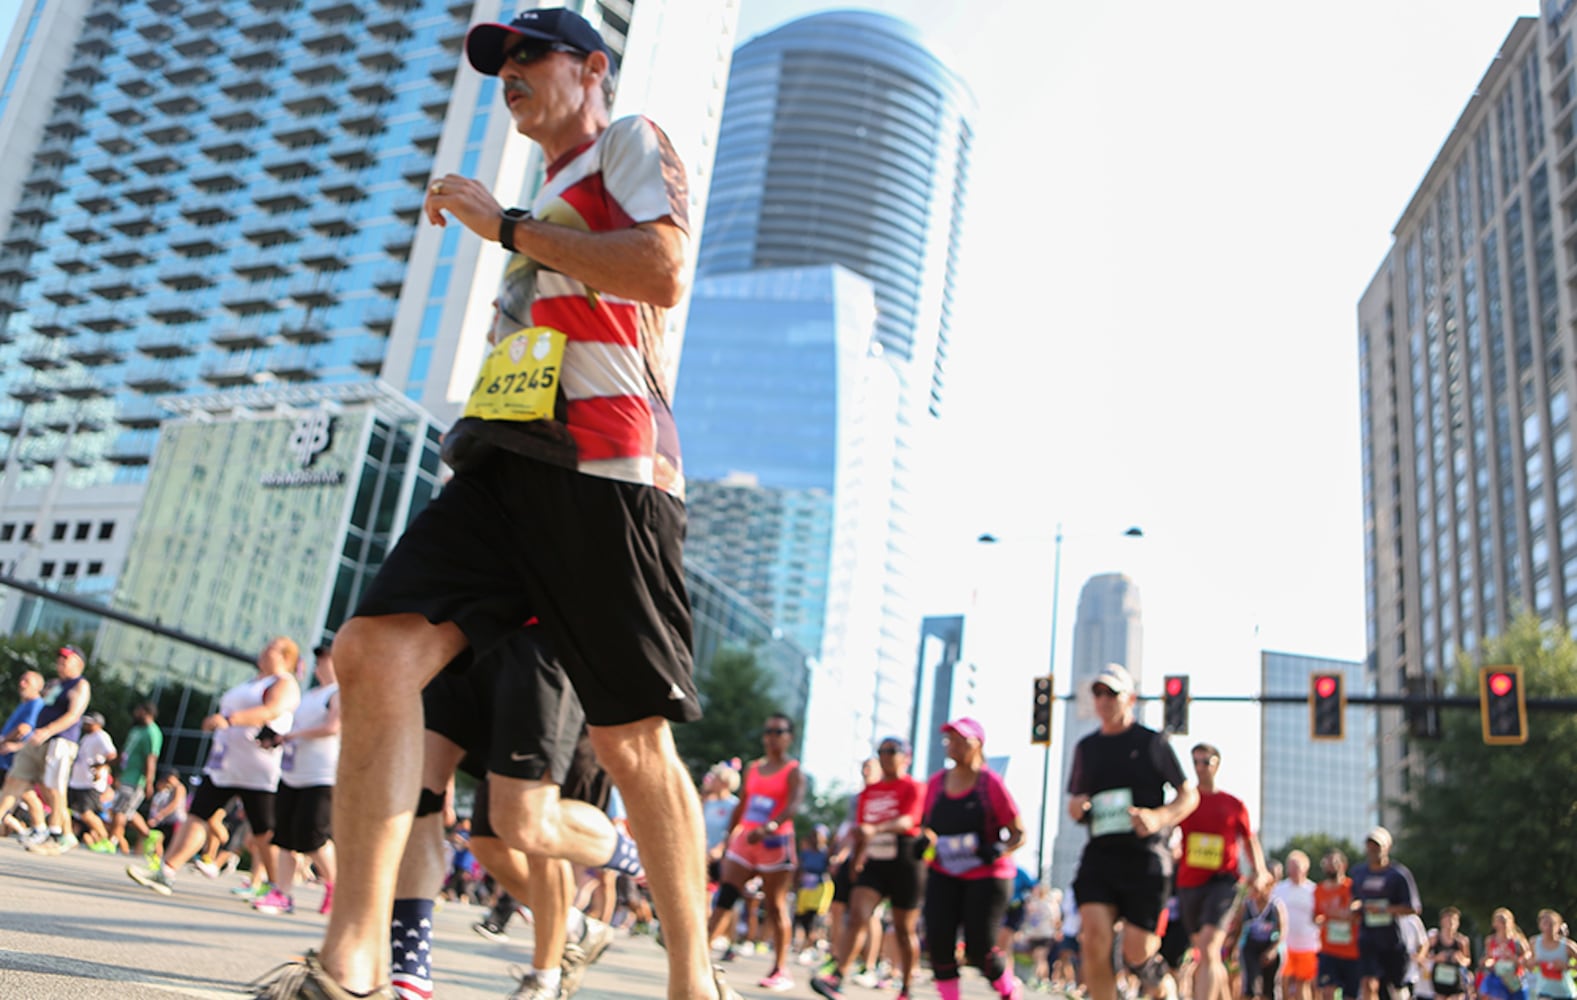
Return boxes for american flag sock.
[390,898,435,1000]
[604,829,645,880]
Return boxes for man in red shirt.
[1175,744,1271,1000]
[1313,849,1360,1000]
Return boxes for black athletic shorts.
[470,729,609,840]
[189,782,277,837]
[68,786,100,817]
[1318,954,1361,998]
[1072,844,1170,933]
[831,858,855,904]
[355,449,700,727]
[1179,874,1240,933]
[425,629,587,784]
[855,853,926,910]
[1358,945,1408,988]
[1160,900,1192,969]
[273,783,333,853]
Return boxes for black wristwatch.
[499,207,531,253]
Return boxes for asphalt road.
[0,842,1006,1000]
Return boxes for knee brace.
[1126,953,1168,991]
[713,882,741,912]
[415,787,446,818]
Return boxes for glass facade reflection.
[1258,652,1375,853]
[686,559,811,729]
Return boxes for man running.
[1349,828,1420,1000]
[105,701,163,854]
[249,8,733,1000]
[0,647,92,851]
[1314,850,1360,1000]
[1066,664,1198,1000]
[0,669,45,838]
[1175,743,1270,1000]
[1273,851,1320,1000]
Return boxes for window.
[40,561,55,578]
[0,523,11,541]
[63,561,79,577]
[87,561,103,575]
[98,521,114,540]
[74,521,90,540]
[51,522,67,541]
[21,523,34,540]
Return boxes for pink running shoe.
[252,888,294,915]
[759,969,795,992]
[318,881,334,915]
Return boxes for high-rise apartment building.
[1047,572,1142,888]
[1357,7,1577,820]
[1259,651,1376,853]
[0,0,738,626]
[680,11,974,779]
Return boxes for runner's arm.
[31,681,90,742]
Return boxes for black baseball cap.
[466,7,611,76]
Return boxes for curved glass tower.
[697,9,974,418]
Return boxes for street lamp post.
[1037,523,1064,879]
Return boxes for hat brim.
[465,23,555,75]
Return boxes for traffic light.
[1162,675,1189,734]
[1310,672,1345,741]
[1479,665,1528,745]
[1030,675,1053,745]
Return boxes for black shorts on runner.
[424,629,587,784]
[1318,954,1361,999]
[189,782,277,837]
[67,786,100,817]
[1160,902,1192,969]
[1179,874,1240,933]
[1358,945,1408,988]
[355,450,700,727]
[273,783,332,853]
[855,854,926,910]
[469,728,610,840]
[831,859,855,905]
[1072,846,1170,933]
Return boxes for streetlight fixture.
[978,523,1144,880]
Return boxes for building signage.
[260,411,346,488]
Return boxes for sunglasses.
[877,746,904,755]
[763,727,792,736]
[505,40,587,66]
[1092,686,1119,698]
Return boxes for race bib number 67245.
[463,326,565,422]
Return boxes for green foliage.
[798,775,858,834]
[1395,613,1577,930]
[674,644,792,781]
[1269,833,1363,871]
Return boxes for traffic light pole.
[1049,692,1577,710]
[1037,525,1063,882]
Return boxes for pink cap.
[942,716,986,744]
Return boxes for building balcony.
[135,327,204,357]
[0,250,33,282]
[279,317,330,344]
[106,429,157,465]
[363,305,396,335]
[124,362,184,392]
[300,246,350,272]
[199,354,266,387]
[17,438,62,467]
[0,403,22,434]
[352,344,386,374]
[56,374,110,400]
[289,276,339,307]
[31,316,74,338]
[87,275,142,300]
[115,397,169,429]
[66,335,126,366]
[144,295,206,325]
[20,340,69,370]
[8,379,56,404]
[79,307,133,333]
[36,401,76,431]
[268,348,321,382]
[211,323,274,349]
[328,143,375,170]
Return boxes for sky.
[0,0,1545,862]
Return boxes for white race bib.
[1089,788,1134,838]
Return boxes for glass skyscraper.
[1357,7,1577,820]
[679,10,975,780]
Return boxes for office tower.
[1357,10,1577,821]
[1047,572,1142,888]
[1259,651,1376,853]
[0,0,737,627]
[911,613,970,776]
[680,10,974,779]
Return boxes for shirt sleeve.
[1151,730,1189,790]
[900,778,925,825]
[1067,739,1087,795]
[984,770,1021,826]
[600,116,690,232]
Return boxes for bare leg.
[1080,904,1119,1000]
[760,869,793,972]
[318,615,466,994]
[892,907,920,992]
[590,719,717,1000]
[488,777,621,866]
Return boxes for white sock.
[534,968,562,992]
[566,908,588,942]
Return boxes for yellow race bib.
[1184,832,1225,869]
[464,326,565,422]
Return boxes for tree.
[1269,833,1363,871]
[1396,613,1577,929]
[674,645,790,781]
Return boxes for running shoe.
[720,944,739,963]
[253,888,295,915]
[233,880,271,899]
[53,831,78,853]
[508,969,564,1000]
[472,920,511,944]
[26,837,62,855]
[811,974,847,1000]
[798,947,823,966]
[88,839,117,853]
[560,942,593,998]
[318,881,334,915]
[578,916,616,965]
[193,857,221,878]
[19,827,50,848]
[127,864,174,896]
[714,967,746,1000]
[759,969,796,992]
[247,950,396,998]
[142,830,163,855]
[850,970,882,989]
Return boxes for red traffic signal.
[1310,672,1345,741]
[1479,665,1528,745]
[1162,675,1189,734]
